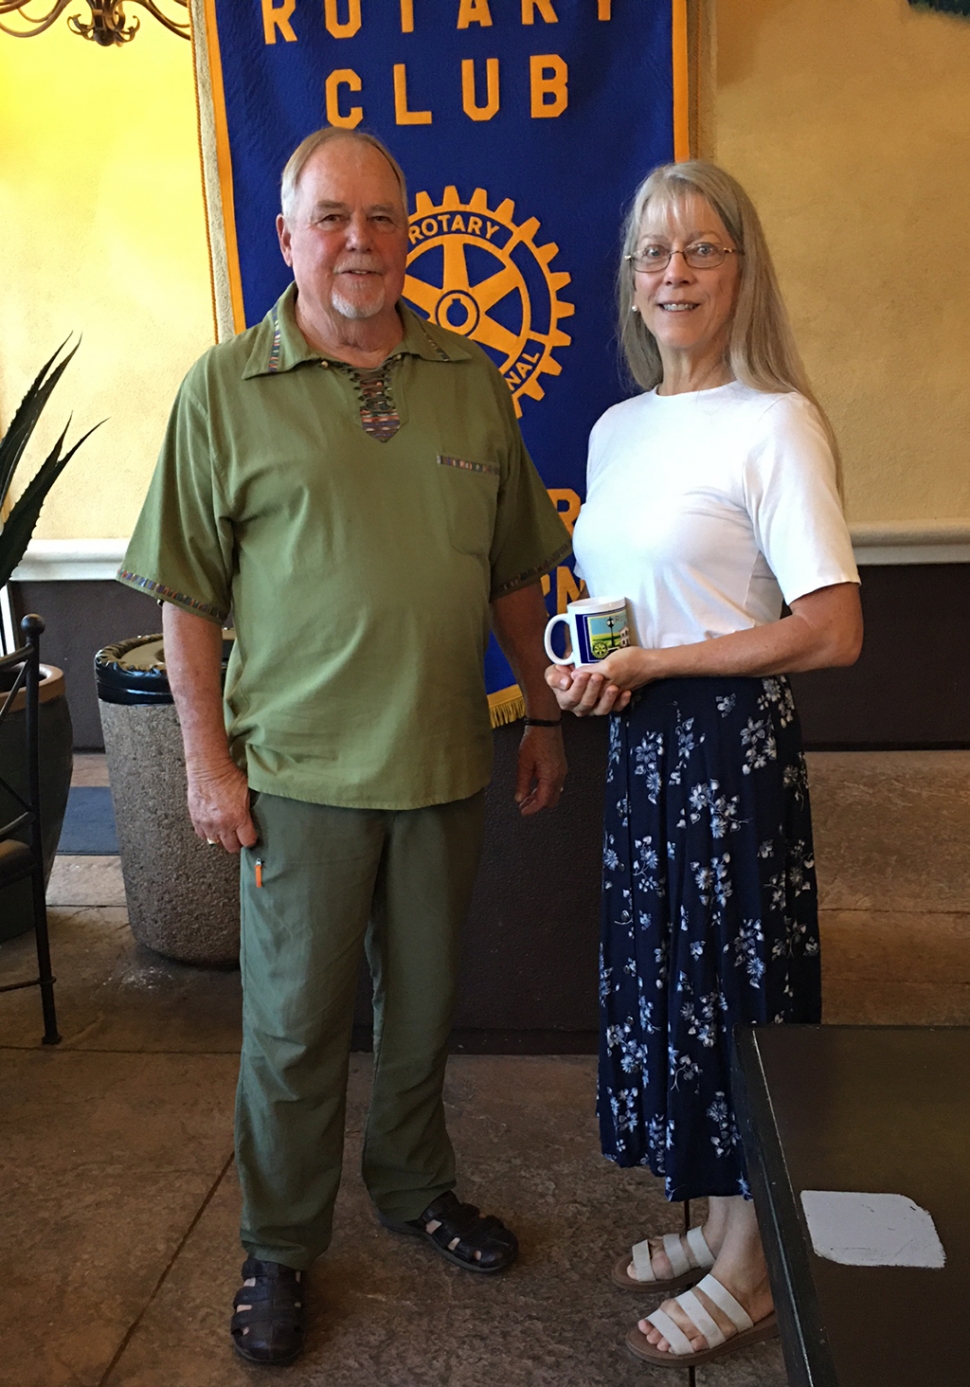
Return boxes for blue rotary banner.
[195,0,686,720]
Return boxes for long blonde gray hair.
[618,160,842,489]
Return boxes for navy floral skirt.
[597,675,820,1201]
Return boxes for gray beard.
[331,284,385,321]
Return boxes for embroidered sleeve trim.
[116,570,228,622]
[437,455,500,477]
[490,540,572,599]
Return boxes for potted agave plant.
[0,340,100,941]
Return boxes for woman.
[546,161,862,1369]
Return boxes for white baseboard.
[849,521,970,565]
[10,539,129,582]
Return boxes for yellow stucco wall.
[2,1,969,536]
[0,19,213,539]
[715,0,970,521]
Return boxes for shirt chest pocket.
[436,455,500,556]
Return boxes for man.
[118,128,571,1367]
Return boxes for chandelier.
[0,0,189,44]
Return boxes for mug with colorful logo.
[543,596,633,666]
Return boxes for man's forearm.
[161,604,256,851]
[161,603,233,774]
[490,582,563,719]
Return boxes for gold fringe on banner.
[190,0,245,343]
[488,684,526,729]
[672,0,690,160]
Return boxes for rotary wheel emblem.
[403,187,574,417]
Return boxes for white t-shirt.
[572,381,859,650]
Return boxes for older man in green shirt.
[119,128,571,1366]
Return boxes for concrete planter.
[97,636,239,966]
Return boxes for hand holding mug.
[544,597,637,718]
[543,596,633,667]
[545,660,634,717]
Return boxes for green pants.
[235,789,486,1269]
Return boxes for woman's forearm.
[644,581,863,682]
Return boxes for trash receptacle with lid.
[95,633,239,966]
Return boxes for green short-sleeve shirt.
[119,286,570,810]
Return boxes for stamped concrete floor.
[3,751,970,1387]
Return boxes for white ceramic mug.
[543,596,632,666]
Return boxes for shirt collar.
[242,283,472,379]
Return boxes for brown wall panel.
[792,564,970,748]
[13,565,970,753]
[10,581,162,749]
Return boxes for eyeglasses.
[625,243,742,273]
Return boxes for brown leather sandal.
[230,1257,307,1366]
[380,1190,518,1273]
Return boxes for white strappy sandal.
[625,1272,779,1367]
[611,1224,715,1292]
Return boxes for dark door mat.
[57,786,119,856]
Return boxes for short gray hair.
[279,128,408,222]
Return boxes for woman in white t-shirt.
[546,161,862,1369]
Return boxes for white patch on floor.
[47,855,126,907]
[70,753,110,788]
[800,1190,945,1268]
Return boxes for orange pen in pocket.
[255,858,264,889]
